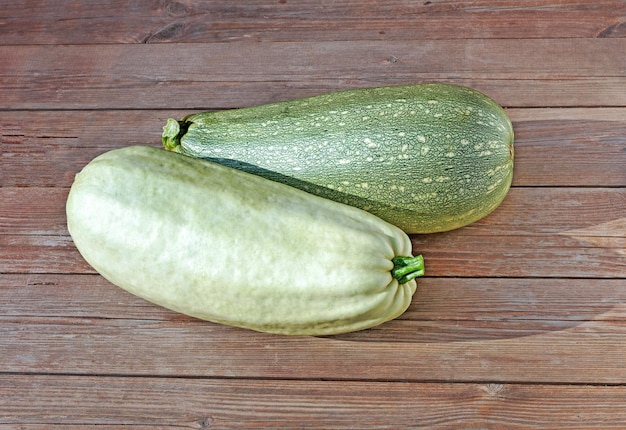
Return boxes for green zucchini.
[163,83,514,233]
[66,146,424,335]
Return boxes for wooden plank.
[1,110,166,187]
[3,0,624,424]
[1,0,624,44]
[2,109,625,187]
[2,187,623,277]
[411,233,625,278]
[3,375,626,429]
[0,188,70,235]
[508,116,626,187]
[1,314,625,383]
[1,40,624,109]
[408,278,626,324]
[468,188,626,234]
[508,108,626,122]
[8,229,612,277]
[2,275,625,338]
[0,234,89,274]
[3,187,625,236]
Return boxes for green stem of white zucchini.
[162,118,183,150]
[391,255,425,284]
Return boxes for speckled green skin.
[163,83,514,233]
[66,146,422,336]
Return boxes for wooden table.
[2,2,625,428]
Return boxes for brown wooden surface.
[1,1,625,428]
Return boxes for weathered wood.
[2,274,625,338]
[1,315,625,383]
[0,234,89,274]
[509,119,626,187]
[2,0,625,422]
[2,187,623,277]
[411,232,625,278]
[468,188,626,234]
[2,109,625,187]
[1,40,625,109]
[2,186,625,237]
[6,227,623,278]
[1,0,624,44]
[0,188,70,235]
[3,375,626,429]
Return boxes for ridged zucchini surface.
[66,146,425,335]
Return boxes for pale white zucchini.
[66,146,424,335]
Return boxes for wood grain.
[2,109,625,187]
[0,185,592,235]
[5,229,624,278]
[2,0,625,44]
[1,39,625,110]
[1,315,626,383]
[5,184,622,234]
[2,187,624,277]
[3,274,625,333]
[3,375,626,429]
[2,1,626,426]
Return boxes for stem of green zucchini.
[162,118,182,150]
[391,255,425,284]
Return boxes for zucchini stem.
[162,118,183,151]
[391,255,425,284]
